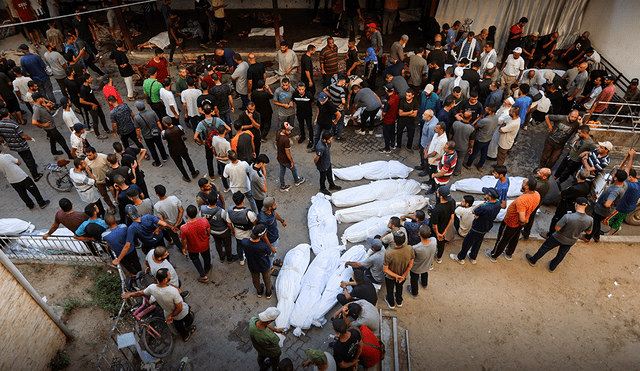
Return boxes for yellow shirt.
[211,0,225,18]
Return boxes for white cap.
[513,47,523,54]
[454,66,464,77]
[486,62,495,69]
[598,141,613,151]
[532,31,539,37]
[424,84,434,93]
[258,307,280,322]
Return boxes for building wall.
[0,264,67,371]
[581,0,640,81]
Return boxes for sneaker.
[396,301,403,307]
[503,251,513,261]
[467,251,477,265]
[161,158,168,163]
[355,129,366,135]
[521,232,530,240]
[280,185,291,192]
[548,265,556,273]
[205,174,214,181]
[182,176,191,182]
[426,188,436,195]
[579,234,590,243]
[393,147,400,153]
[52,151,63,155]
[180,290,191,299]
[484,249,497,263]
[224,188,230,193]
[239,259,245,266]
[320,188,331,196]
[152,162,162,167]
[266,290,273,299]
[335,135,343,141]
[39,200,51,209]
[384,296,395,310]
[414,166,424,170]
[295,177,306,186]
[307,141,314,149]
[97,135,108,139]
[378,147,391,154]
[406,285,417,299]
[191,170,200,179]
[297,136,306,144]
[435,257,442,264]
[429,265,434,271]
[329,185,342,191]
[525,253,536,267]
[450,253,465,265]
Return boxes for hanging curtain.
[435,0,590,57]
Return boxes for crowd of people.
[3,2,640,371]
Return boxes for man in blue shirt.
[242,224,275,298]
[401,210,428,246]
[436,97,455,133]
[417,109,439,171]
[604,149,639,235]
[103,213,141,275]
[512,84,532,145]
[445,21,461,53]
[451,187,502,264]
[76,204,107,241]
[124,204,176,254]
[214,48,237,73]
[314,131,341,196]
[418,84,441,125]
[257,197,286,267]
[19,44,56,104]
[493,165,510,209]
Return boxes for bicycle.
[129,295,176,358]
[45,159,73,192]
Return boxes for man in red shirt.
[502,17,528,63]
[378,83,399,153]
[180,205,212,282]
[12,0,41,47]
[102,74,123,111]
[586,74,617,122]
[149,48,169,83]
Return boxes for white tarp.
[333,160,413,181]
[0,218,35,235]
[335,195,428,224]
[275,244,311,330]
[341,214,401,244]
[330,179,423,207]
[308,194,339,255]
[2,228,94,258]
[248,26,284,37]
[148,32,170,49]
[289,246,345,336]
[292,35,360,54]
[450,176,526,198]
[311,245,368,328]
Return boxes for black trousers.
[521,205,540,238]
[86,106,110,135]
[491,221,523,258]
[435,237,446,259]
[410,271,428,295]
[120,249,142,275]
[150,102,166,123]
[214,17,225,41]
[555,156,582,183]
[385,276,405,306]
[55,78,69,99]
[548,201,570,235]
[396,120,415,149]
[120,131,144,150]
[212,229,233,260]
[529,235,574,271]
[171,152,197,179]
[143,135,168,164]
[319,166,336,190]
[84,56,104,76]
[17,149,39,178]
[169,32,187,62]
[584,212,604,242]
[11,177,46,208]
[259,112,272,139]
[204,145,215,178]
[337,293,355,306]
[189,249,211,278]
[45,128,72,158]
[163,227,183,250]
[297,112,313,141]
[173,311,194,341]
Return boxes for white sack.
[275,244,311,330]
[312,245,368,328]
[148,32,170,49]
[290,246,345,336]
[335,195,428,224]
[308,194,339,255]
[450,176,526,198]
[292,35,360,54]
[248,26,284,37]
[330,179,423,207]
[0,218,34,235]
[333,160,413,181]
[341,214,401,244]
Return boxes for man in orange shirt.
[485,177,539,262]
[230,121,255,163]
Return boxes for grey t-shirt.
[32,104,57,131]
[154,196,182,225]
[249,167,267,201]
[211,135,231,164]
[135,198,154,217]
[134,110,161,139]
[391,75,409,99]
[223,161,251,193]
[553,212,593,245]
[411,238,437,274]
[452,120,475,151]
[475,115,499,143]
[354,88,381,111]
[143,284,188,320]
[273,86,295,117]
[361,248,385,283]
[43,51,67,79]
[390,41,404,63]
[349,299,380,334]
[594,184,626,217]
[145,250,179,287]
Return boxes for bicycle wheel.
[46,171,73,192]
[142,317,175,358]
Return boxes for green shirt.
[569,137,596,162]
[176,77,188,95]
[143,78,162,103]
[248,317,281,358]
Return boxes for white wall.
[581,0,640,81]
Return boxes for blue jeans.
[314,124,331,149]
[239,94,249,110]
[457,229,486,261]
[217,162,229,189]
[333,111,345,138]
[279,161,301,187]
[219,109,231,127]
[235,237,244,261]
[466,140,490,169]
[529,235,573,271]
[269,238,279,267]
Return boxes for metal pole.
[0,250,74,339]
[406,329,412,371]
[112,0,134,52]
[392,317,399,371]
[272,0,281,49]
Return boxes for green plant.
[49,349,70,370]
[61,296,86,314]
[87,269,122,313]
[33,263,44,273]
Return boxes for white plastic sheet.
[308,194,339,255]
[0,218,34,235]
[341,215,401,244]
[333,160,414,181]
[289,246,345,336]
[248,26,284,37]
[275,244,311,330]
[335,195,428,224]
[450,176,526,198]
[292,35,360,54]
[312,245,368,328]
[330,179,423,208]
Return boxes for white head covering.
[258,307,280,322]
[506,97,515,105]
[454,67,464,87]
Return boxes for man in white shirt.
[12,67,32,106]
[0,150,50,209]
[231,53,249,110]
[69,157,104,216]
[180,77,202,131]
[145,246,182,289]
[154,184,184,250]
[455,195,476,237]
[70,123,88,158]
[496,106,521,166]
[499,47,525,96]
[61,97,82,132]
[275,41,298,82]
[210,126,232,192]
[223,150,257,213]
[85,146,115,214]
[578,75,603,111]
[519,69,544,95]
[478,41,497,76]
[159,78,180,126]
[419,122,447,178]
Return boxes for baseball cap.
[250,224,267,240]
[384,83,395,91]
[482,187,499,199]
[262,196,275,211]
[31,92,43,101]
[438,185,451,197]
[18,44,29,51]
[366,22,377,28]
[283,122,294,131]
[73,123,86,132]
[368,237,383,251]
[605,74,616,82]
[532,31,539,37]
[305,348,328,364]
[575,197,588,206]
[486,62,495,70]
[513,47,523,53]
[631,78,639,85]
[258,307,280,322]
[598,141,613,151]
[424,84,434,94]
[318,91,329,102]
[125,204,139,219]
[134,101,145,110]
[102,73,110,81]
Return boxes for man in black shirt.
[246,53,266,99]
[545,168,590,237]
[429,185,455,263]
[300,45,316,95]
[345,39,358,76]
[396,89,419,154]
[313,92,339,149]
[292,82,314,148]
[458,91,484,122]
[426,41,446,69]
[196,81,216,116]
[427,60,444,89]
[109,40,136,100]
[462,61,481,93]
[240,102,262,156]
[114,141,149,200]
[336,269,377,305]
[64,67,89,125]
[79,74,110,138]
[331,318,363,370]
[251,80,274,140]
[209,74,233,126]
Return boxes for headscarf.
[454,66,464,87]
[365,47,377,63]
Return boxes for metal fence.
[0,235,114,264]
[582,101,640,132]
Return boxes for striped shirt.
[581,148,610,182]
[327,83,346,111]
[435,151,457,185]
[0,119,30,152]
[320,45,339,75]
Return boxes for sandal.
[273,259,283,267]
[198,276,208,283]
[184,326,196,341]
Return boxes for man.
[495,106,521,166]
[11,67,32,117]
[427,141,457,194]
[149,48,169,84]
[249,307,285,371]
[522,168,552,239]
[331,318,364,371]
[75,204,107,241]
[231,121,255,164]
[231,54,249,110]
[125,203,176,254]
[123,269,195,341]
[257,197,285,261]
[79,74,110,139]
[406,48,427,89]
[416,109,439,171]
[313,91,340,149]
[418,85,441,132]
[102,214,140,274]
[379,84,399,153]
[454,31,480,62]
[315,131,341,196]
[462,61,482,93]
[533,32,559,68]
[64,67,89,126]
[180,205,211,282]
[12,1,40,46]
[133,101,168,167]
[292,82,314,148]
[579,141,612,183]
[243,224,276,298]
[200,192,234,262]
[586,74,617,122]
[450,111,475,176]
[212,48,237,73]
[581,169,627,243]
[194,105,226,179]
[275,42,298,83]
[555,125,597,184]
[336,267,376,306]
[459,91,483,122]
[326,74,348,140]
[210,126,231,192]
[167,11,187,64]
[419,122,447,178]
[248,154,269,216]
[499,48,525,96]
[512,84,532,134]
[389,34,408,65]
[344,238,386,284]
[128,188,153,217]
[393,89,420,154]
[252,80,274,141]
[246,53,267,100]
[0,149,49,209]
[527,197,593,272]
[102,74,123,108]
[384,73,410,100]
[181,78,203,131]
[345,39,359,77]
[545,168,590,238]
[427,40,446,69]
[382,230,414,309]
[162,116,200,182]
[561,31,591,66]
[272,78,296,131]
[401,211,428,247]
[109,40,136,101]
[604,150,640,235]
[67,32,104,76]
[407,225,436,297]
[70,158,104,216]
[564,63,589,113]
[465,103,498,171]
[320,37,339,87]
[195,177,225,210]
[143,67,166,121]
[478,40,497,77]
[303,349,337,371]
[108,96,143,150]
[300,45,316,95]
[19,44,55,103]
[276,123,305,192]
[351,85,381,136]
[70,123,88,158]
[429,185,456,263]
[521,32,538,67]
[623,78,640,104]
[159,78,180,126]
[43,41,68,100]
[43,198,88,240]
[576,76,603,112]
[333,300,379,337]
[228,191,258,265]
[540,110,582,169]
[31,92,73,158]
[144,246,183,291]
[223,150,257,213]
[240,102,262,156]
[485,178,539,262]
[154,184,184,250]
